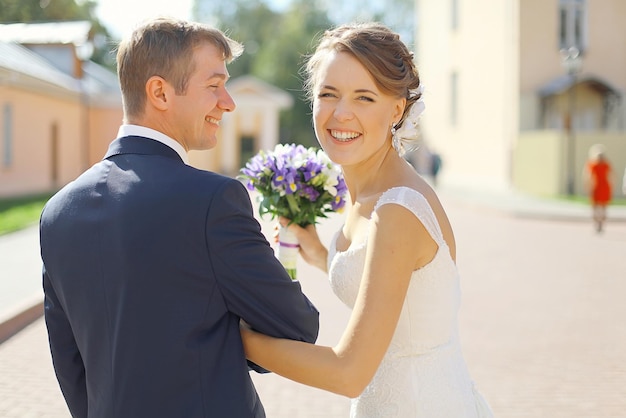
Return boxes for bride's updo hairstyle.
[303,22,421,133]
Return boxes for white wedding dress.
[328,187,494,418]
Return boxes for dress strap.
[374,187,445,246]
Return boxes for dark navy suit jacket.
[40,136,319,418]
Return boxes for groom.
[39,18,319,418]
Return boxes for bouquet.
[239,143,347,279]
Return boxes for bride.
[241,22,494,417]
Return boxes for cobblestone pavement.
[449,201,626,418]
[1,194,626,417]
[0,225,43,321]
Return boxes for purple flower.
[237,143,347,226]
[299,185,320,201]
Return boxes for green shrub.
[0,193,53,236]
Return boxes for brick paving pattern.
[1,194,626,417]
[450,204,626,418]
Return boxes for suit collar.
[104,136,185,164]
[116,125,188,163]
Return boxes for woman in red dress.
[585,145,612,232]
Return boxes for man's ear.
[145,76,170,111]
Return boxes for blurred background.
[1,0,624,204]
[1,2,626,417]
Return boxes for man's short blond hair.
[116,17,243,119]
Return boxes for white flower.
[393,86,425,143]
[319,153,342,197]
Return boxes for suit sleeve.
[205,179,319,345]
[42,265,88,418]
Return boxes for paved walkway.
[0,225,44,343]
[1,186,626,417]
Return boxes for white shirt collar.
[117,125,189,165]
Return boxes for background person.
[584,144,612,233]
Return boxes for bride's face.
[312,51,405,168]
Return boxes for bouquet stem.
[277,226,299,280]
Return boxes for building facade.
[0,22,122,198]
[189,75,293,177]
[0,22,291,198]
[415,0,626,196]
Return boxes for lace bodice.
[327,187,493,418]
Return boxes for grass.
[552,194,626,206]
[0,193,54,236]
[1,190,623,237]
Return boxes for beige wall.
[519,0,563,92]
[516,0,626,197]
[513,130,564,196]
[583,1,626,90]
[0,85,80,196]
[416,0,520,191]
[514,130,626,196]
[0,83,122,198]
[418,0,626,197]
[1,72,286,198]
[88,107,123,164]
[581,0,626,131]
[520,0,626,92]
[520,0,626,131]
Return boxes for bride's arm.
[242,204,438,397]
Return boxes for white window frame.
[450,71,458,126]
[2,104,12,168]
[451,0,459,30]
[559,0,587,52]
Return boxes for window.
[451,0,459,30]
[450,71,458,126]
[559,0,587,51]
[240,135,255,169]
[2,104,12,168]
[51,123,59,186]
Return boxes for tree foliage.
[0,0,91,22]
[192,0,416,147]
[194,0,332,146]
[316,0,415,46]
[251,1,332,146]
[0,0,115,68]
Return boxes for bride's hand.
[278,217,328,273]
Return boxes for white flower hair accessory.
[392,85,425,156]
